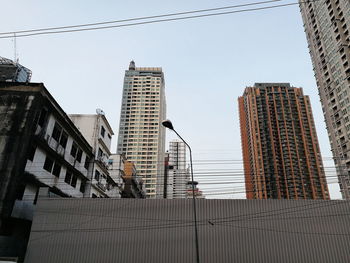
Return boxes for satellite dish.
[96,108,105,115]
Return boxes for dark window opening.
[101,126,105,138]
[16,183,26,200]
[95,170,100,181]
[60,132,68,148]
[52,123,62,142]
[70,142,78,157]
[27,145,36,161]
[84,157,90,169]
[52,163,61,177]
[98,148,103,157]
[64,171,72,184]
[71,175,78,188]
[38,108,48,127]
[76,149,83,163]
[43,157,54,172]
[80,181,86,193]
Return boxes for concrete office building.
[0,56,32,83]
[0,82,94,260]
[238,83,329,200]
[117,61,166,198]
[69,113,119,198]
[299,0,350,199]
[165,140,189,199]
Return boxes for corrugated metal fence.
[25,199,350,263]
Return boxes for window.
[84,157,90,169]
[60,132,68,148]
[92,193,97,198]
[43,156,61,177]
[37,108,48,127]
[64,171,72,184]
[52,123,62,142]
[76,149,83,162]
[52,163,61,177]
[101,126,105,138]
[64,171,78,188]
[95,170,100,181]
[71,175,77,188]
[107,133,111,139]
[52,123,68,149]
[70,142,83,162]
[27,145,36,161]
[80,181,86,193]
[43,157,54,172]
[98,148,103,157]
[70,142,77,157]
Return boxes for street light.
[161,119,200,263]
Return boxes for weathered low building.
[186,181,205,199]
[69,113,118,198]
[24,197,350,263]
[107,154,126,198]
[0,82,94,260]
[123,161,146,198]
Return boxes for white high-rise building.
[166,140,189,199]
[299,0,350,198]
[117,61,166,198]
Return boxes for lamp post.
[162,119,199,263]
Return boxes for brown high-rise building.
[238,83,329,199]
[299,0,350,199]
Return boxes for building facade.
[108,154,126,198]
[165,140,189,199]
[0,82,94,260]
[117,61,166,198]
[238,83,329,200]
[0,56,32,82]
[122,161,146,198]
[299,0,350,199]
[186,181,205,199]
[69,113,119,198]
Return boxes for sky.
[0,0,342,199]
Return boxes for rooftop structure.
[0,56,32,82]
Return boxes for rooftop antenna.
[13,33,18,64]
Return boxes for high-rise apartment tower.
[299,0,350,199]
[238,83,329,200]
[117,61,166,198]
[164,140,189,199]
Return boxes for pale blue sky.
[0,0,341,198]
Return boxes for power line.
[0,0,281,36]
[0,0,318,39]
